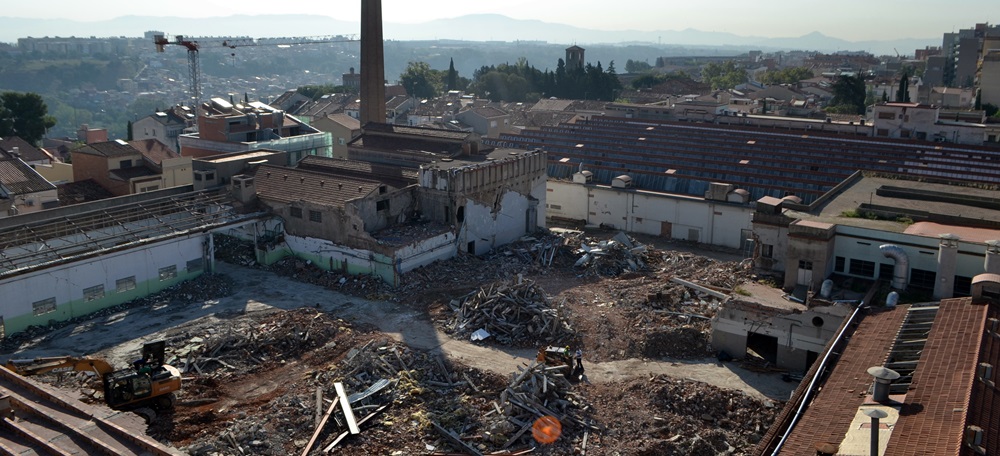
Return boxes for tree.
[625,59,653,73]
[701,60,747,90]
[975,88,982,111]
[759,67,814,85]
[126,120,133,141]
[399,61,442,99]
[895,74,910,102]
[0,91,56,145]
[297,84,347,100]
[446,58,458,91]
[828,74,866,115]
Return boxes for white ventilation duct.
[880,244,909,290]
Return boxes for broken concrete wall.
[0,232,210,335]
[710,300,852,372]
[352,186,417,233]
[259,197,364,245]
[782,221,836,291]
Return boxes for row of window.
[31,260,204,316]
[834,255,971,295]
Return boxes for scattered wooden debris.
[447,277,573,346]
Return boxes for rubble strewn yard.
[3,229,791,455]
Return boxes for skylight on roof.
[747,140,756,145]
[559,157,571,163]
[646,127,655,131]
[575,144,584,148]
[739,159,750,165]
[665,169,676,174]
[638,137,646,141]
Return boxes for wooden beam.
[300,397,339,456]
[334,382,360,434]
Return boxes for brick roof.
[967,300,1000,455]
[0,157,56,194]
[253,164,382,208]
[777,306,909,454]
[885,298,993,456]
[75,140,140,158]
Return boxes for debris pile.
[446,276,574,346]
[583,375,779,455]
[571,231,652,276]
[484,361,588,452]
[166,308,344,376]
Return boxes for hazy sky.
[4,0,997,40]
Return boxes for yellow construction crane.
[153,34,359,106]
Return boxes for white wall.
[833,225,989,281]
[547,181,753,249]
[1,234,205,326]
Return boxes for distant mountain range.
[0,13,938,55]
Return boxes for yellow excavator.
[4,340,181,411]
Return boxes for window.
[954,276,972,297]
[877,129,889,136]
[834,256,845,273]
[379,185,387,195]
[900,129,910,138]
[849,259,876,277]
[798,260,813,270]
[116,276,136,292]
[910,268,936,290]
[194,173,203,181]
[376,200,390,211]
[186,258,204,273]
[878,111,895,120]
[339,138,346,145]
[158,265,177,281]
[32,298,56,316]
[308,210,322,223]
[83,284,104,302]
[761,244,774,259]
[879,263,895,280]
[120,159,133,168]
[204,172,215,181]
[290,207,303,218]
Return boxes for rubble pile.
[570,231,653,276]
[212,234,256,266]
[446,276,574,346]
[584,375,779,455]
[479,361,588,453]
[165,308,344,376]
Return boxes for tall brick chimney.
[360,0,386,128]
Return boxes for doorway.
[467,241,475,254]
[746,332,778,365]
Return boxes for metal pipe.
[880,244,909,290]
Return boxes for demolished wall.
[710,299,853,372]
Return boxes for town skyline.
[2,0,996,42]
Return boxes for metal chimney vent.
[867,366,900,402]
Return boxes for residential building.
[76,124,108,144]
[872,102,988,144]
[191,149,287,191]
[928,87,974,108]
[72,139,192,196]
[455,106,510,138]
[982,51,1000,106]
[132,106,195,152]
[0,137,54,167]
[178,97,332,166]
[0,156,59,217]
[311,113,361,158]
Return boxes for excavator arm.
[5,356,115,378]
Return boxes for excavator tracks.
[0,366,182,455]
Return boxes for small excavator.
[4,340,182,412]
[536,346,583,382]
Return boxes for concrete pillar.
[935,233,959,300]
[985,240,1000,274]
[360,0,386,128]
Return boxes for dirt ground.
[2,230,794,455]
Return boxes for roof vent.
[300,177,305,183]
[965,426,983,447]
[358,186,363,192]
[867,366,900,402]
[320,181,324,187]
[979,363,994,382]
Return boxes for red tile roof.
[128,139,179,165]
[886,298,994,456]
[777,306,909,454]
[967,300,1000,456]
